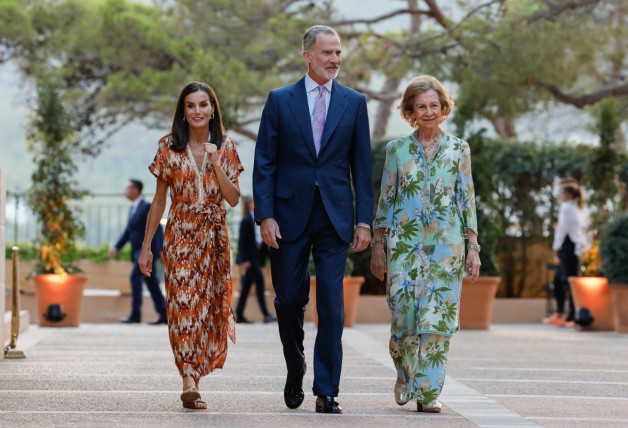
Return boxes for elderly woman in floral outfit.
[370,75,480,413]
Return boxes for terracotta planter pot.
[610,284,628,333]
[33,274,88,327]
[568,277,614,330]
[309,276,365,328]
[459,276,500,330]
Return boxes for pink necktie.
[312,85,326,156]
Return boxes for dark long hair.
[169,81,224,152]
[562,183,585,209]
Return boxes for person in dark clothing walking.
[109,179,167,324]
[235,195,276,324]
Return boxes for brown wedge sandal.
[181,387,206,409]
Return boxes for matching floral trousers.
[389,333,450,404]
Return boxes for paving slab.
[1,322,627,427]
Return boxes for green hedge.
[5,242,133,263]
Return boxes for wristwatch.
[371,236,385,247]
[468,242,481,253]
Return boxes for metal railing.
[5,192,240,248]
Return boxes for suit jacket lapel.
[287,78,317,157]
[320,81,348,152]
[130,199,144,223]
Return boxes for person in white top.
[544,182,590,327]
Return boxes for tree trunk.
[489,117,518,138]
[371,76,403,141]
[371,0,421,141]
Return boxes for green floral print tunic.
[375,132,477,338]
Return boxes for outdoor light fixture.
[575,307,594,327]
[44,304,66,322]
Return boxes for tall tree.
[1,0,626,147]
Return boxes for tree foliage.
[1,0,335,153]
[2,0,626,150]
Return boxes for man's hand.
[260,218,282,249]
[108,248,117,260]
[352,226,371,252]
[239,261,251,275]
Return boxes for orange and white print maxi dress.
[149,135,243,380]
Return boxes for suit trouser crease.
[270,190,347,397]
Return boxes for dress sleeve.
[456,140,478,235]
[374,142,398,230]
[149,139,172,185]
[220,136,244,182]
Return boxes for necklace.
[415,128,441,163]
[415,128,440,149]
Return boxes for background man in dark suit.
[109,179,167,324]
[253,25,373,414]
[235,195,276,324]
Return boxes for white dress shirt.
[251,213,263,247]
[305,74,332,124]
[129,197,143,218]
[553,200,590,255]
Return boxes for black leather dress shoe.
[315,396,343,414]
[263,315,277,323]
[120,316,140,324]
[284,362,307,409]
[236,316,253,324]
[148,315,167,325]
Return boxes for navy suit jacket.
[115,198,163,261]
[253,77,373,243]
[236,213,266,267]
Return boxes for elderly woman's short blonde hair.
[398,75,454,128]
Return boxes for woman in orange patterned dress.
[138,81,242,410]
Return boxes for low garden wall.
[5,258,546,324]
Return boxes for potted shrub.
[27,77,88,327]
[459,257,500,330]
[568,239,614,330]
[458,192,501,330]
[599,213,628,333]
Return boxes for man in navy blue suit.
[109,179,167,325]
[253,25,373,414]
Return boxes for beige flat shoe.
[394,377,409,406]
[542,313,566,326]
[417,399,441,413]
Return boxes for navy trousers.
[130,250,167,320]
[236,262,270,318]
[270,189,347,397]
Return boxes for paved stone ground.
[1,322,628,427]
